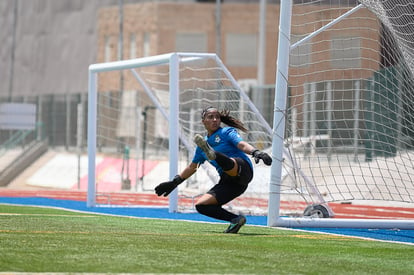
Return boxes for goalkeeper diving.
[155,106,272,233]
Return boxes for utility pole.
[8,0,18,102]
[118,0,125,153]
[256,0,267,112]
[215,0,221,57]
[118,0,124,90]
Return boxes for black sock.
[195,204,238,222]
[214,152,235,171]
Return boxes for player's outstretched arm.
[237,141,272,166]
[154,162,198,197]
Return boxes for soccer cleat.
[223,215,246,234]
[194,134,216,160]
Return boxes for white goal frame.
[87,52,290,212]
[269,0,413,229]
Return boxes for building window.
[226,33,257,67]
[331,36,361,68]
[175,32,207,53]
[130,34,136,59]
[290,34,311,67]
[143,32,150,57]
[104,36,112,62]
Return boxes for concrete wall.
[0,0,136,98]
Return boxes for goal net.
[270,0,414,228]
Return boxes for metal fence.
[0,93,88,151]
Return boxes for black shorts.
[207,157,253,205]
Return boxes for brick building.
[94,2,381,144]
[0,1,385,148]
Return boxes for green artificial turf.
[0,204,412,274]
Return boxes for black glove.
[155,175,184,197]
[251,150,272,166]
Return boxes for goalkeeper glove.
[251,150,272,166]
[155,175,184,197]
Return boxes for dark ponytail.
[219,109,248,133]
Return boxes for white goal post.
[270,0,414,229]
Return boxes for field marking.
[0,274,200,275]
[0,273,231,275]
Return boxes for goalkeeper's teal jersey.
[192,127,253,175]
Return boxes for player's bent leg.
[214,152,238,176]
[194,134,216,160]
[195,194,237,220]
[196,193,218,205]
[195,194,246,233]
[195,204,240,224]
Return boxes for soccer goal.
[269,0,414,229]
[87,52,331,216]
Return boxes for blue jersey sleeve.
[192,147,207,164]
[224,127,243,146]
